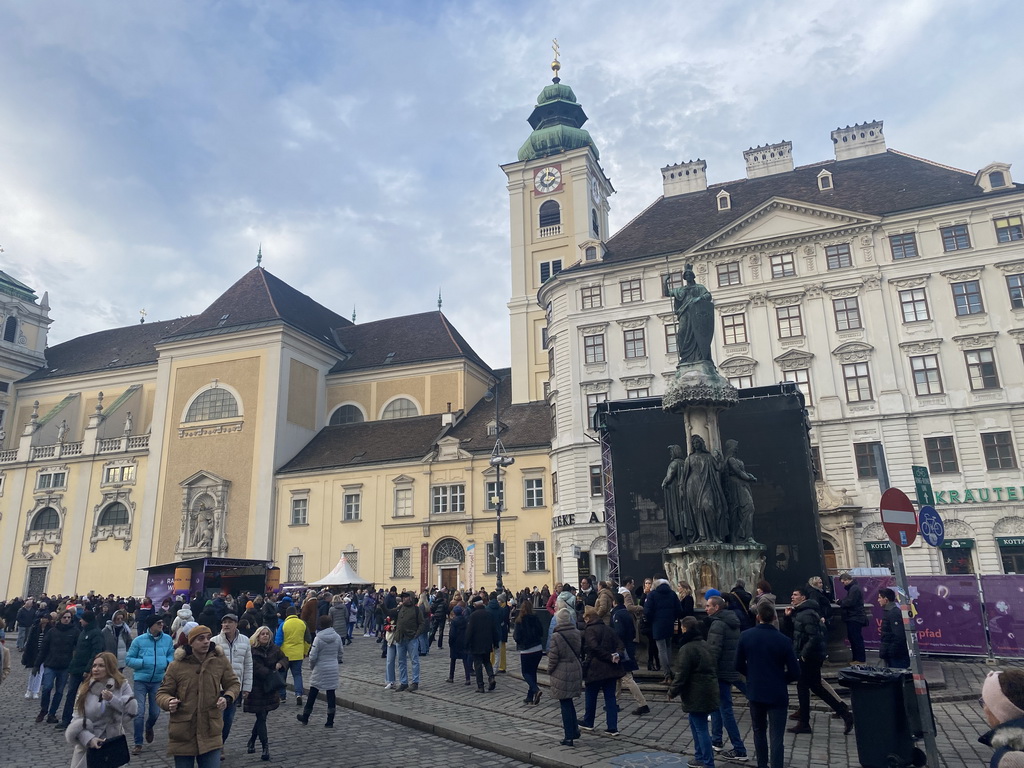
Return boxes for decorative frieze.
[581,380,612,394]
[616,317,648,330]
[831,341,874,363]
[824,284,861,298]
[952,331,999,350]
[941,267,984,282]
[774,349,814,371]
[889,274,929,289]
[768,292,805,307]
[178,421,243,439]
[898,338,943,354]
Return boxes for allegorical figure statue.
[662,444,694,543]
[681,434,729,543]
[668,264,715,364]
[722,439,757,543]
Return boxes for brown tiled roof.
[278,370,551,473]
[598,149,1024,266]
[278,414,446,473]
[21,317,194,382]
[448,369,551,453]
[164,267,352,348]
[330,311,490,373]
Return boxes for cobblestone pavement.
[3,633,1020,767]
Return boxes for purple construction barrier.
[981,575,1024,658]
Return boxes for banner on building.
[420,543,429,593]
[981,575,1024,658]
[467,543,475,593]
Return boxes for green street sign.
[912,465,935,507]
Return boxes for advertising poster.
[981,575,1024,658]
[145,572,175,605]
[834,575,987,655]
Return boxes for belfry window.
[539,200,561,228]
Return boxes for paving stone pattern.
[2,633,1020,767]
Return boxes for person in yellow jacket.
[156,625,240,767]
[279,608,310,707]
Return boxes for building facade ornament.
[774,349,814,371]
[90,491,135,552]
[616,317,649,330]
[823,284,861,298]
[581,380,612,394]
[719,356,758,376]
[831,341,874,363]
[898,338,943,354]
[952,331,999,350]
[176,471,231,558]
[941,267,984,282]
[888,274,930,289]
[579,323,609,335]
[716,301,750,315]
[620,375,654,389]
[994,259,1024,274]
[768,292,805,307]
[994,516,1024,536]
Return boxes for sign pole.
[873,445,941,768]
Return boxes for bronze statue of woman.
[681,434,728,543]
[667,264,714,364]
[662,444,694,543]
[722,439,758,543]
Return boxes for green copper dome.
[517,77,599,162]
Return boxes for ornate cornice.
[719,356,758,376]
[774,349,814,371]
[898,338,943,354]
[620,375,654,388]
[952,331,999,350]
[995,259,1024,274]
[824,283,861,298]
[1008,328,1024,343]
[941,267,984,282]
[831,341,874,363]
[580,380,612,394]
[889,274,930,289]
[716,301,749,315]
[579,323,608,335]
[616,317,649,330]
[768,292,805,307]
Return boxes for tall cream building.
[507,63,1024,581]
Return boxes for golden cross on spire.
[551,38,561,82]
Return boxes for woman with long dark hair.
[512,600,545,705]
[65,652,137,768]
[22,612,52,699]
[244,626,286,761]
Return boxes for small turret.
[831,121,886,161]
[744,141,793,179]
[662,159,707,197]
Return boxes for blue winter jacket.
[643,582,683,641]
[126,630,175,683]
[735,623,800,707]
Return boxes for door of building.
[440,567,458,591]
[27,566,48,597]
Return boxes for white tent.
[308,556,372,587]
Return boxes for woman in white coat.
[296,615,343,727]
[65,651,138,768]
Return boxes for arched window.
[538,200,561,228]
[591,208,600,238]
[432,538,466,564]
[3,316,16,343]
[990,171,1006,188]
[585,246,598,261]
[99,502,130,527]
[185,389,239,422]
[32,507,60,530]
[381,398,418,420]
[330,405,365,425]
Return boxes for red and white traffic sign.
[880,487,918,547]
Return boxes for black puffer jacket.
[790,601,824,661]
[840,579,867,626]
[68,619,106,677]
[38,620,78,670]
[879,602,908,662]
[706,608,741,682]
[583,620,625,684]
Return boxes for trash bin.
[836,666,922,768]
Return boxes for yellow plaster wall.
[375,378,426,417]
[156,356,261,562]
[326,382,372,420]
[428,371,461,414]
[287,359,317,429]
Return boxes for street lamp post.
[488,378,514,593]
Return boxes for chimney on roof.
[661,159,707,197]
[831,120,886,161]
[743,141,793,179]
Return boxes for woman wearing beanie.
[979,669,1024,767]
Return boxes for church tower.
[0,269,50,443]
[502,48,613,404]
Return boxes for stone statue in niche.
[56,419,68,443]
[721,439,758,543]
[124,412,133,437]
[188,503,215,549]
[668,264,715,364]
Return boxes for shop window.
[941,540,975,574]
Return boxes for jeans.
[385,643,397,684]
[710,680,746,754]
[749,702,786,768]
[221,698,236,743]
[656,638,673,674]
[365,613,377,635]
[39,666,69,717]
[583,678,618,732]
[797,656,847,722]
[26,668,43,695]
[173,751,221,768]
[418,632,430,655]
[449,654,473,681]
[520,651,542,697]
[559,698,579,740]
[61,675,81,723]
[688,711,715,768]
[17,625,29,650]
[286,659,304,698]
[846,620,866,663]
[472,653,494,688]
[396,638,420,684]
[133,678,161,746]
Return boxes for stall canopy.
[308,556,372,587]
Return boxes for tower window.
[3,317,16,343]
[591,209,600,238]
[539,200,561,228]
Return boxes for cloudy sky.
[2,1,1022,366]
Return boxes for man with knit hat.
[157,624,240,767]
[979,669,1024,768]
[58,609,105,728]
[126,614,174,756]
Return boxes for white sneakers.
[383,682,394,689]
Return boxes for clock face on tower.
[590,177,601,203]
[534,166,562,194]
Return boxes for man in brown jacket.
[157,624,240,766]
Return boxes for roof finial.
[551,38,561,83]
[437,288,443,311]
[256,244,263,267]
[139,308,147,325]
[351,305,356,324]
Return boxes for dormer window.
[990,171,1006,188]
[817,169,834,191]
[976,162,1014,192]
[585,246,597,261]
[717,190,731,211]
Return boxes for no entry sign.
[880,487,918,547]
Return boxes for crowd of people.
[0,570,1019,768]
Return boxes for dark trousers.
[749,702,787,768]
[583,678,618,732]
[472,653,494,688]
[520,650,542,697]
[449,654,472,681]
[797,656,847,722]
[846,620,866,663]
[60,675,81,724]
[559,698,579,741]
[221,698,236,743]
[249,711,269,748]
[429,615,447,647]
[302,687,336,722]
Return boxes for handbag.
[86,734,131,768]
